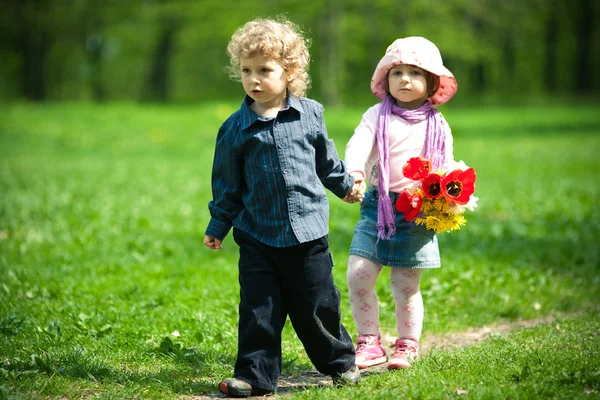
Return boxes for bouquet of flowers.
[395,157,478,234]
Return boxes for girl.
[344,36,458,370]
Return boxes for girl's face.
[387,64,429,109]
[240,54,289,113]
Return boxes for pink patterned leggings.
[347,255,424,341]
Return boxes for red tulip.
[441,168,476,205]
[402,157,431,181]
[395,190,423,221]
[421,173,443,199]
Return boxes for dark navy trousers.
[232,228,355,392]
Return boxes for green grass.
[0,102,599,399]
[290,311,600,399]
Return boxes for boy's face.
[240,54,289,110]
[387,64,429,110]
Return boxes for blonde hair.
[226,17,311,98]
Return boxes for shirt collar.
[239,95,304,130]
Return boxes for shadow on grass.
[47,349,238,396]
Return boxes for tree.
[6,0,54,100]
[0,0,598,103]
[142,16,180,102]
[575,0,593,93]
[318,0,344,106]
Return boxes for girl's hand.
[204,235,223,250]
[343,177,366,204]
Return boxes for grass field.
[1,102,599,399]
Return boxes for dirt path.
[190,315,558,398]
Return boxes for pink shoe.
[387,338,419,370]
[355,334,387,369]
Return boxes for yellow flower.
[432,199,445,212]
[421,216,446,234]
[454,215,467,228]
[420,198,435,214]
[415,213,466,234]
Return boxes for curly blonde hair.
[226,17,311,98]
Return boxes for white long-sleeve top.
[345,103,454,193]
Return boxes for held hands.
[204,235,223,250]
[343,173,366,204]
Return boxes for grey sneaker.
[332,365,361,386]
[219,377,272,398]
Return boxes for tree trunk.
[318,0,343,106]
[86,33,106,102]
[81,0,107,102]
[143,18,179,102]
[544,5,558,91]
[470,15,486,93]
[16,0,51,101]
[575,0,592,93]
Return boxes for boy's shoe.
[355,334,388,368]
[219,378,272,398]
[387,338,419,370]
[332,365,361,386]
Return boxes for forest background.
[1,0,599,106]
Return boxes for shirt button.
[283,169,288,174]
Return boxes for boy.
[204,18,363,397]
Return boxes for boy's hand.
[204,235,223,250]
[343,176,366,204]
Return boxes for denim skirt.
[349,187,441,268]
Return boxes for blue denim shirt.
[206,95,354,247]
